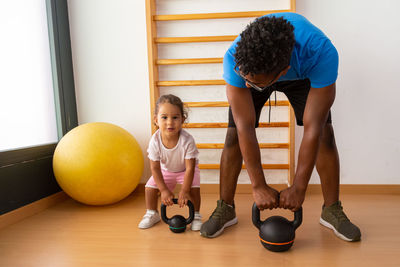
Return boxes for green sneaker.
[200,200,238,238]
[320,201,361,242]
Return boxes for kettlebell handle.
[252,203,262,229]
[161,198,195,225]
[252,203,303,230]
[293,206,302,230]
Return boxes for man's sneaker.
[320,201,361,241]
[138,210,161,229]
[191,213,203,231]
[200,200,238,238]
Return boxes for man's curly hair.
[234,16,295,75]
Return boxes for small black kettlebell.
[161,198,194,233]
[252,203,302,252]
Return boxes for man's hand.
[253,185,280,210]
[160,189,174,206]
[178,189,191,208]
[279,185,306,211]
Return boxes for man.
[200,13,361,242]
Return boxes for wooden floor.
[0,191,400,267]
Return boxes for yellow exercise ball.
[53,122,143,205]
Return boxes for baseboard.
[0,191,69,230]
[135,183,400,195]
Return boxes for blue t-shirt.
[223,12,339,89]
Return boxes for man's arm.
[226,84,279,210]
[280,83,336,211]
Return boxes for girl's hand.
[161,189,174,206]
[178,190,191,208]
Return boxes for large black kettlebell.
[252,203,302,252]
[161,198,194,233]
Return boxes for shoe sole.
[319,217,354,242]
[200,217,238,238]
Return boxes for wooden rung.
[184,122,289,128]
[199,164,289,170]
[197,143,289,149]
[157,58,223,65]
[153,10,291,21]
[157,80,226,86]
[155,35,237,43]
[259,122,289,127]
[185,100,289,107]
[259,143,290,149]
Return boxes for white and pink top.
[147,129,199,172]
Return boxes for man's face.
[237,66,290,92]
[243,72,281,91]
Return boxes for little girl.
[138,94,202,230]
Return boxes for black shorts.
[228,79,332,127]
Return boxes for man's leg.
[200,86,270,238]
[278,78,361,242]
[220,127,243,205]
[200,127,241,238]
[316,123,340,206]
[317,123,361,241]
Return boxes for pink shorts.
[145,166,200,191]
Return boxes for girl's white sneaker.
[138,210,161,229]
[191,213,203,231]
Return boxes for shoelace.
[143,213,156,219]
[210,203,225,221]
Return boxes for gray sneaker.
[320,201,361,242]
[200,200,238,238]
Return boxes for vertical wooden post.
[290,0,296,12]
[145,0,160,134]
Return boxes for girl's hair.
[154,94,188,121]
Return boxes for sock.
[222,199,234,208]
[146,209,157,215]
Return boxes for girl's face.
[155,103,184,137]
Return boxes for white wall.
[68,0,400,184]
[67,0,152,181]
[296,0,400,184]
